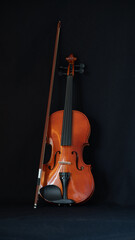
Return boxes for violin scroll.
[59,54,85,76]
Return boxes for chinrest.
[40,185,62,201]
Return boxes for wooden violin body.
[40,110,94,203]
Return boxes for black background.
[1,0,135,208]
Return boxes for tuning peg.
[75,63,85,68]
[74,68,84,74]
[59,66,67,69]
[58,71,67,76]
[58,63,85,76]
[60,64,85,69]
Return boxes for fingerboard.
[61,75,73,146]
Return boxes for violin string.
[66,76,70,145]
[66,77,70,145]
[68,76,72,145]
[70,77,72,174]
[67,77,71,173]
[70,76,72,145]
[68,76,72,175]
[61,72,73,174]
[66,76,70,173]
[66,76,69,145]
[66,77,70,173]
[68,79,71,142]
[64,76,69,174]
[64,76,69,145]
[63,75,69,172]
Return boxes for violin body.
[34,53,95,207]
[40,110,95,203]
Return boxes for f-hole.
[72,151,84,171]
[48,151,61,170]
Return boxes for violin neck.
[61,75,73,146]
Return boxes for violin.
[34,22,94,207]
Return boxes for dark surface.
[1,204,135,240]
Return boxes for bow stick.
[34,21,61,208]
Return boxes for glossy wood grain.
[40,110,95,203]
